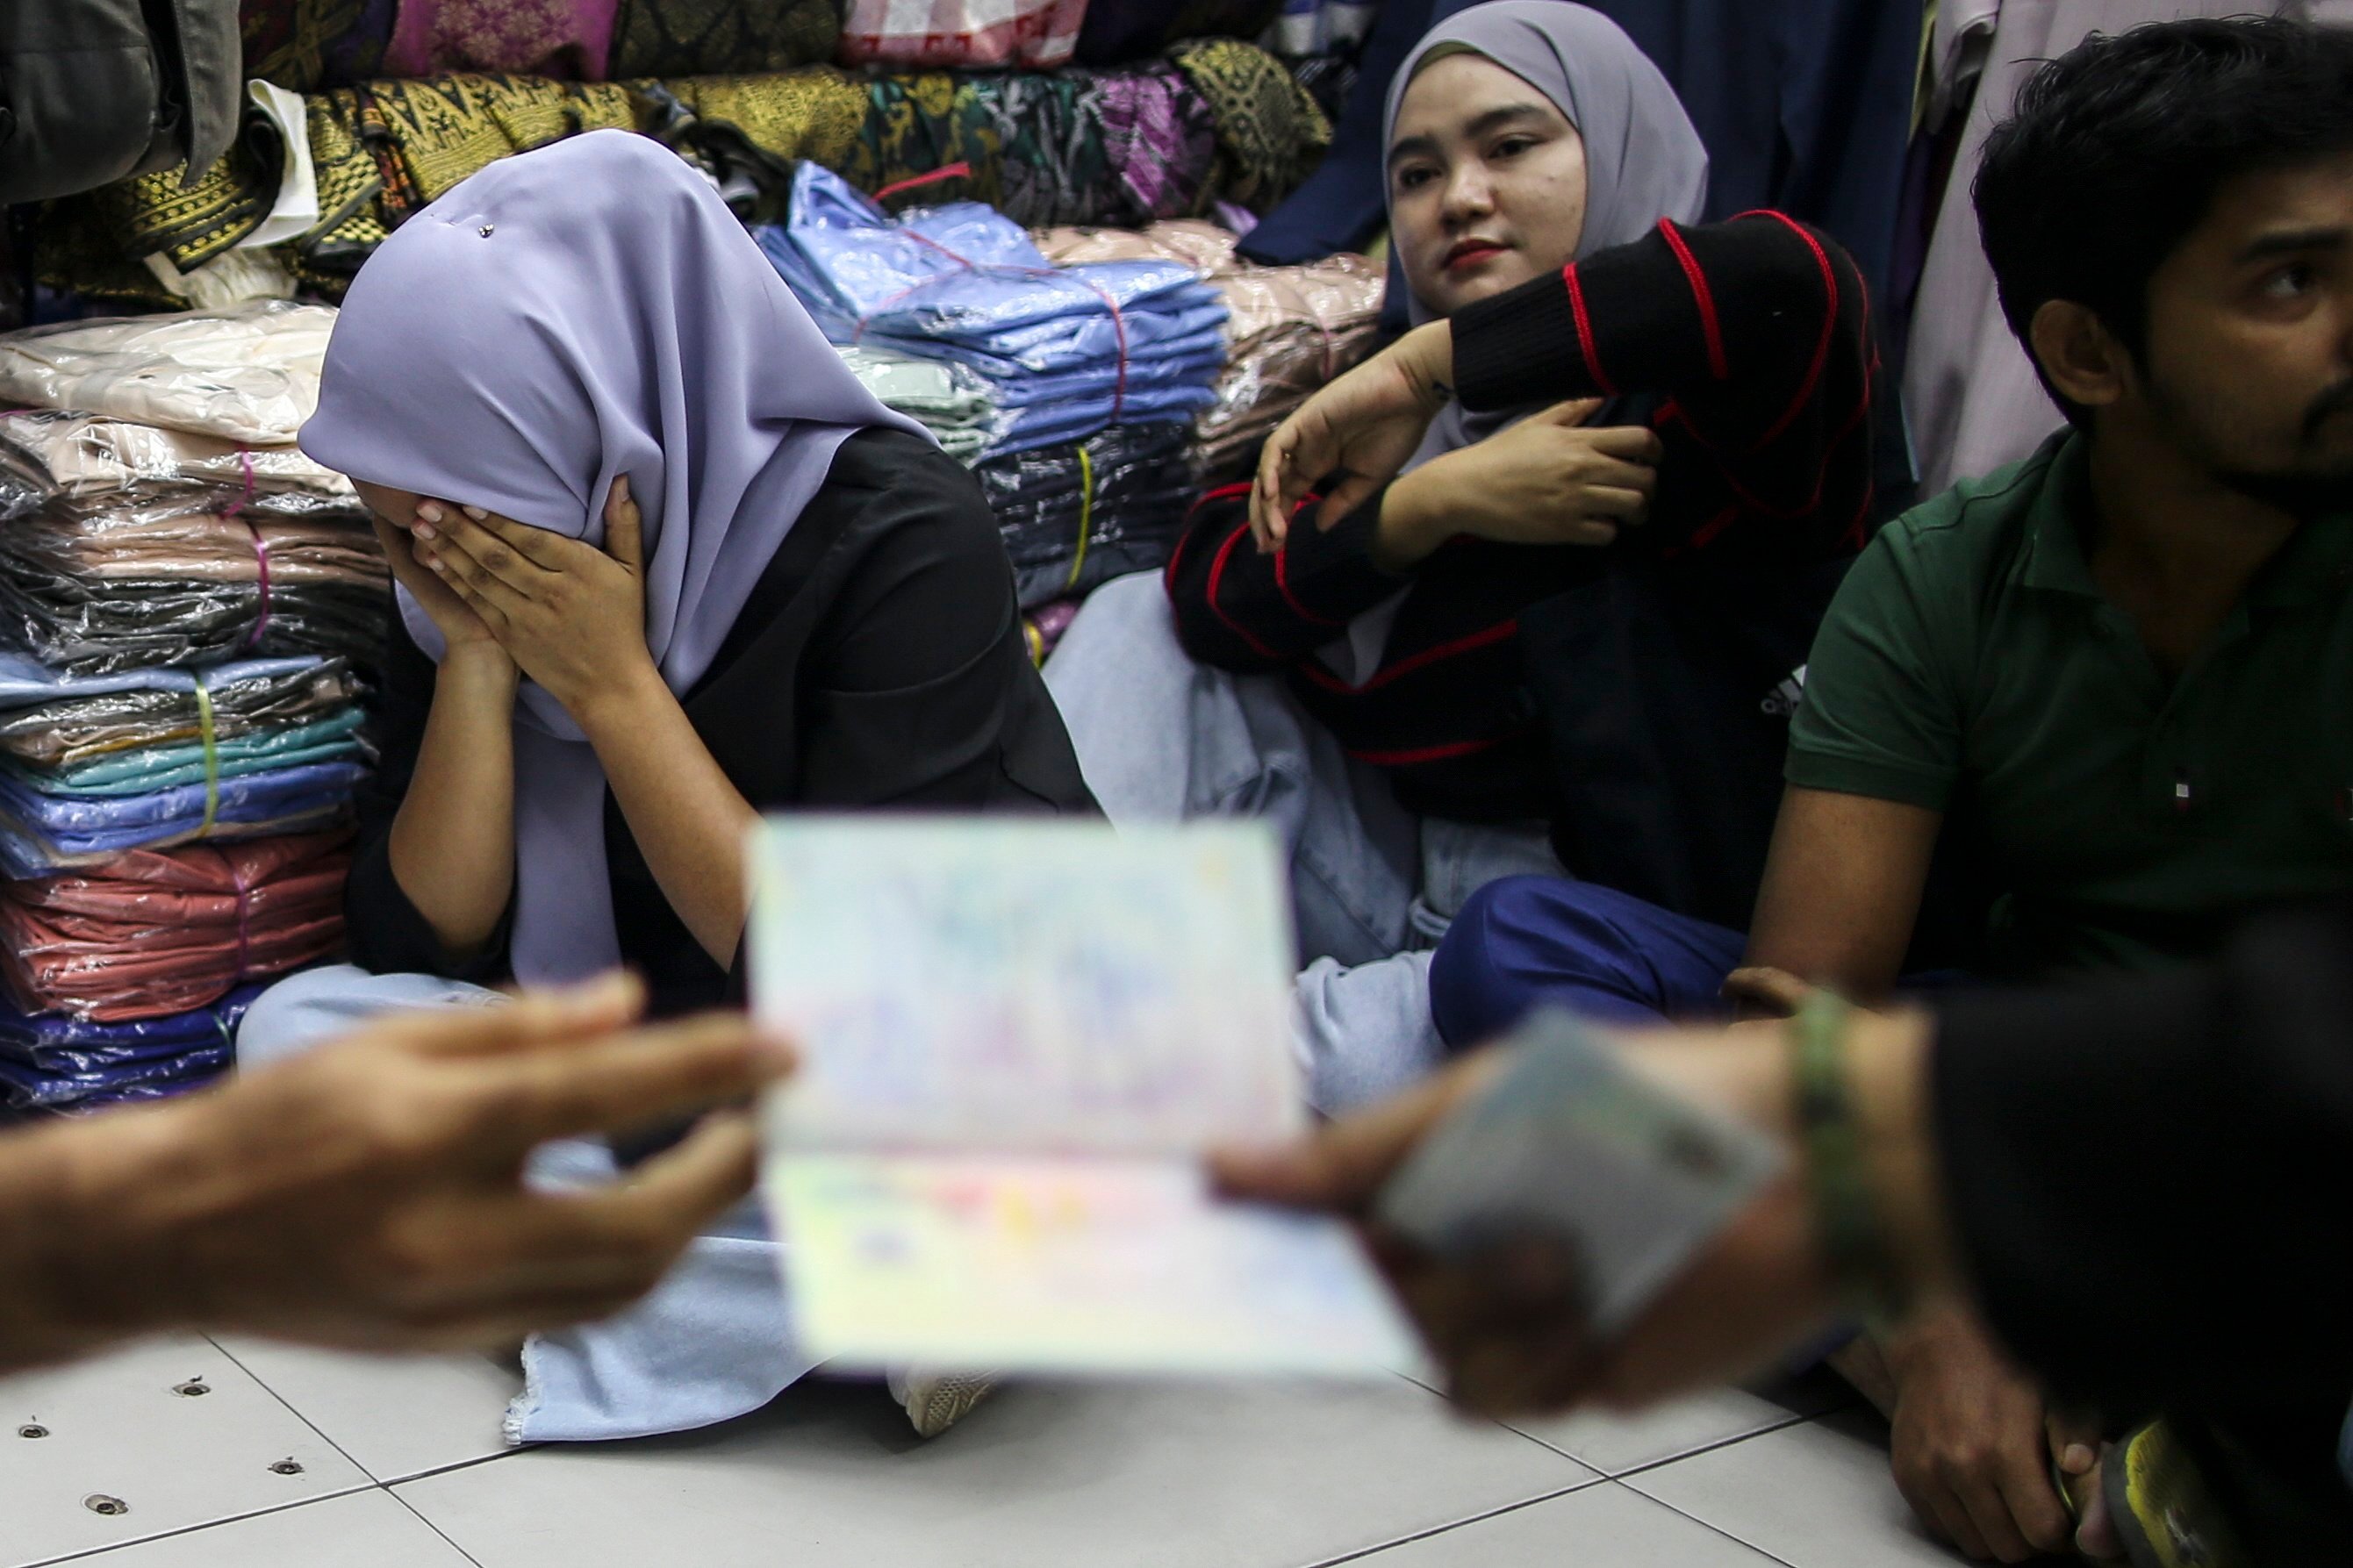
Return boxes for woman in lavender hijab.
[240,130,1091,1444]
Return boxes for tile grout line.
[1618,1479,1804,1568]
[381,1445,540,1489]
[384,1487,490,1567]
[1291,1479,1610,1568]
[207,1337,381,1483]
[1593,1409,1819,1480]
[24,1484,380,1568]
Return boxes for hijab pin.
[477,224,495,238]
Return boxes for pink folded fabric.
[0,831,352,1020]
[384,0,622,79]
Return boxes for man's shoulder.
[1856,434,2070,594]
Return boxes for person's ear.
[2029,299,2132,412]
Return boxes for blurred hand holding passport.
[750,818,1418,1378]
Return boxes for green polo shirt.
[1788,429,2353,981]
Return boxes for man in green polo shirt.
[1424,18,2353,1563]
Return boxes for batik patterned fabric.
[607,0,840,76]
[81,117,283,270]
[1168,37,1331,213]
[239,0,398,90]
[838,0,1089,70]
[655,70,871,170]
[384,0,623,81]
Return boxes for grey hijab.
[1383,1,1710,466]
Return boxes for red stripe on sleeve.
[1296,618,1518,695]
[1347,734,1508,767]
[1748,211,1840,453]
[1203,522,1282,660]
[1561,262,1618,397]
[1273,541,1345,627]
[1658,219,1730,381]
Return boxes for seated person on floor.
[1427,17,2353,1562]
[242,130,1093,1442]
[1044,0,1883,1113]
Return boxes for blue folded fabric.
[0,652,329,712]
[0,760,365,876]
[8,707,371,796]
[757,162,1228,461]
[0,984,260,1108]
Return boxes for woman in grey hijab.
[1050,0,1876,1134]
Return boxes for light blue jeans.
[238,967,821,1444]
[1042,572,1562,1113]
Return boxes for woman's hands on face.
[1372,399,1662,571]
[411,477,656,722]
[370,512,506,658]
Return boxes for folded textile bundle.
[239,0,399,91]
[0,411,356,509]
[0,833,351,1021]
[976,420,1198,606]
[0,759,369,879]
[762,162,1227,459]
[0,984,259,1110]
[1034,219,1384,481]
[0,303,338,445]
[610,0,841,76]
[835,346,996,464]
[839,0,1088,69]
[0,656,365,769]
[384,0,624,81]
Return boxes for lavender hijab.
[1384,1,1710,467]
[301,131,925,984]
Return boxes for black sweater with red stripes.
[1166,212,1882,826]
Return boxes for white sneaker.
[886,1367,1000,1438]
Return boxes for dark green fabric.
[1789,429,2353,980]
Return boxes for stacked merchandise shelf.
[0,304,383,1113]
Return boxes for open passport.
[749,817,1420,1378]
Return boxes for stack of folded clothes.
[833,346,996,464]
[758,161,1228,460]
[977,421,1199,607]
[1034,219,1385,483]
[0,985,261,1112]
[0,306,380,1112]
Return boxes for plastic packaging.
[0,655,360,767]
[0,984,258,1109]
[0,410,356,504]
[0,834,349,1021]
[978,421,1199,607]
[0,760,366,877]
[1034,221,1385,483]
[0,302,339,444]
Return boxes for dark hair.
[1974,16,2353,426]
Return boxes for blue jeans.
[1430,876,1748,1049]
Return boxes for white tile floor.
[0,1342,1966,1568]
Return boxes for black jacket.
[0,0,240,204]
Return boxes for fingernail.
[750,1024,798,1074]
[427,557,447,573]
[415,502,441,524]
[412,521,436,540]
[463,505,487,521]
[2063,1443,2096,1474]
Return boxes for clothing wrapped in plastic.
[0,833,350,1021]
[0,479,388,675]
[838,0,1088,70]
[1034,219,1385,483]
[0,303,337,444]
[832,346,995,464]
[0,984,259,1110]
[977,420,1199,607]
[0,760,368,879]
[0,410,357,510]
[0,655,362,769]
[4,708,370,797]
[759,162,1226,460]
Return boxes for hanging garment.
[1072,0,1283,64]
[606,0,840,76]
[0,832,351,1021]
[976,420,1199,605]
[838,0,1090,69]
[0,302,337,445]
[384,0,622,79]
[1035,219,1386,482]
[0,0,244,206]
[757,161,1226,460]
[1903,0,2258,497]
[240,0,399,89]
